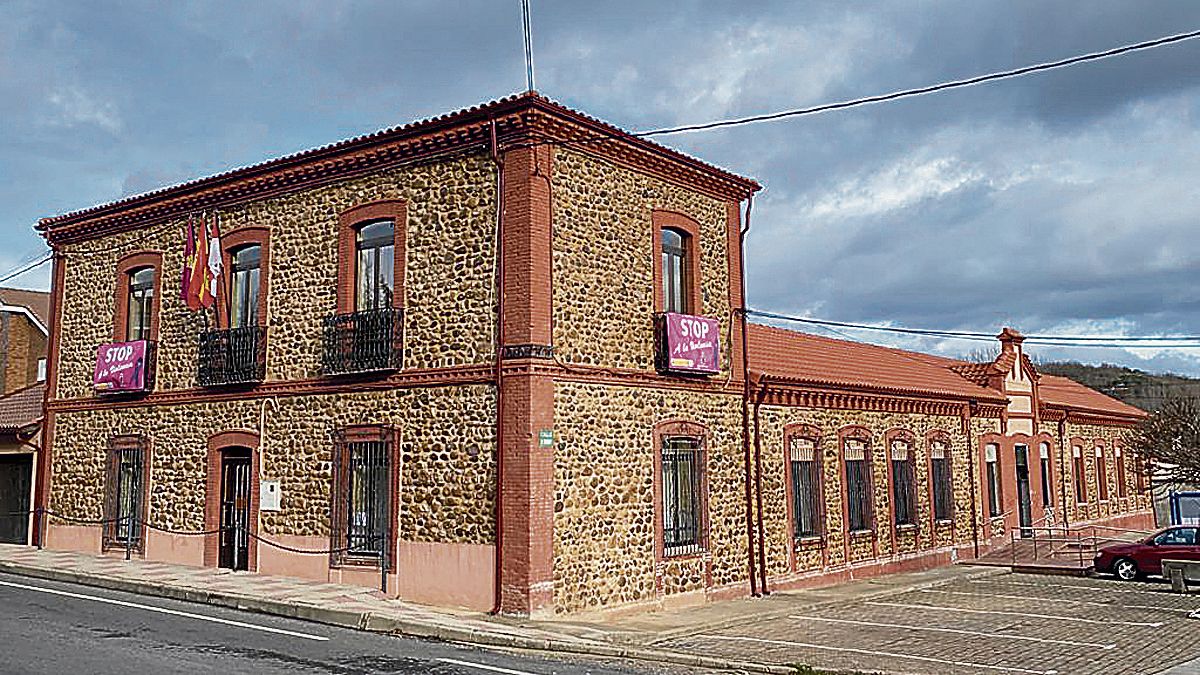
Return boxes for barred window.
[1039,442,1053,508]
[985,443,1001,518]
[789,437,821,539]
[1115,447,1127,498]
[662,437,704,555]
[103,436,147,552]
[930,439,953,522]
[891,439,916,527]
[844,437,873,532]
[331,427,394,567]
[1096,446,1109,501]
[1073,446,1087,503]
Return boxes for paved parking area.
[659,572,1200,675]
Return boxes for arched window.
[890,437,916,527]
[1115,447,1127,498]
[788,436,822,538]
[1039,442,1053,508]
[660,227,691,314]
[356,220,395,311]
[985,443,1002,517]
[1096,445,1109,501]
[229,244,262,328]
[929,436,953,522]
[1072,445,1087,503]
[843,435,873,532]
[126,267,155,341]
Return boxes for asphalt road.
[0,572,682,675]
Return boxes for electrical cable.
[0,254,52,285]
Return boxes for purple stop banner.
[663,313,720,374]
[94,340,149,392]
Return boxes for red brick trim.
[925,430,955,539]
[1068,436,1088,505]
[204,429,260,571]
[336,201,406,314]
[782,423,825,572]
[979,433,1005,522]
[328,424,400,573]
[501,145,553,346]
[34,251,66,546]
[651,210,703,315]
[837,426,876,563]
[652,419,712,588]
[216,226,270,328]
[112,251,163,342]
[883,429,917,551]
[101,434,151,554]
[1094,441,1110,503]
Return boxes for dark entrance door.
[218,449,252,570]
[1014,444,1033,537]
[0,454,32,544]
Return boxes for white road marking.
[973,578,1175,596]
[921,588,1192,614]
[437,658,540,675]
[868,601,1164,627]
[788,614,1116,649]
[693,634,1058,675]
[0,578,329,641]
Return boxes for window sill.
[934,518,955,525]
[895,523,918,531]
[662,548,707,561]
[848,529,874,537]
[794,535,823,545]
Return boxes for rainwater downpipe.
[489,119,507,615]
[737,195,759,597]
[1057,418,1070,530]
[753,378,769,594]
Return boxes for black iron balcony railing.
[197,326,267,387]
[321,308,404,376]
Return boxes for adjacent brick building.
[0,287,49,545]
[34,93,1151,616]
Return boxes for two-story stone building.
[35,93,1151,616]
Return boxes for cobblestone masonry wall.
[756,407,1000,576]
[49,385,496,544]
[552,382,742,615]
[1046,420,1148,526]
[551,149,733,373]
[54,153,496,400]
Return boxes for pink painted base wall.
[395,541,495,611]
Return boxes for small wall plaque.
[260,480,282,511]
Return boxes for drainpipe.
[738,196,758,597]
[964,401,980,559]
[753,382,769,594]
[489,119,507,615]
[1057,417,1070,530]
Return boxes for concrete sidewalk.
[0,544,1000,674]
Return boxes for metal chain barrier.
[244,529,358,555]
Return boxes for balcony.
[197,326,267,387]
[321,308,404,376]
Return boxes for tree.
[1127,396,1200,486]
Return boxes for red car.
[1095,526,1199,581]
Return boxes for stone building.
[34,93,1150,616]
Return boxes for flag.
[204,212,222,308]
[181,215,197,309]
[189,212,211,309]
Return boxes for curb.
[0,559,795,674]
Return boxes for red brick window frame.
[927,431,954,524]
[113,251,163,342]
[330,425,400,572]
[885,429,917,529]
[336,201,407,314]
[204,430,260,571]
[1115,446,1128,498]
[101,434,150,554]
[784,424,824,542]
[653,420,710,560]
[983,440,1003,518]
[1071,441,1088,504]
[216,226,270,329]
[652,210,702,315]
[1095,444,1110,502]
[839,426,874,534]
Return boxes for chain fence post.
[36,508,44,550]
[125,515,133,561]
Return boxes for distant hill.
[1037,362,1200,412]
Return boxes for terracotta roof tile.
[1038,375,1147,419]
[747,323,1007,402]
[0,383,44,432]
[0,287,50,329]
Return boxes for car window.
[1154,529,1196,545]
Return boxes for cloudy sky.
[2,1,1199,374]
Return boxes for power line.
[524,26,1200,151]
[745,309,1200,349]
[0,254,52,286]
